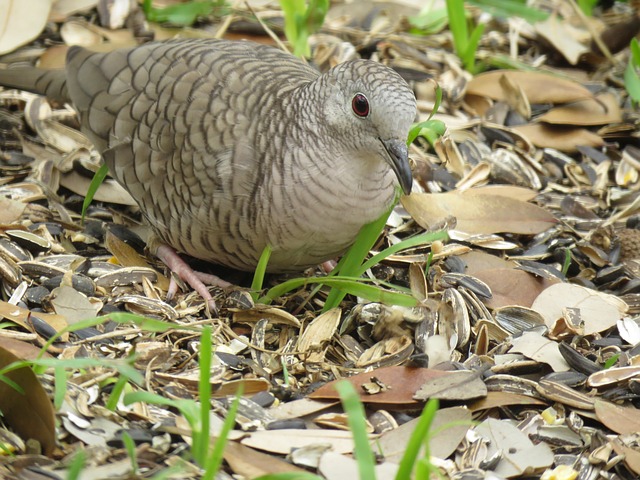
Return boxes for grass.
[0,309,450,479]
[411,0,548,73]
[279,0,329,57]
[141,0,227,26]
[625,38,640,107]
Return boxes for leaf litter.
[1,0,640,479]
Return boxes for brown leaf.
[376,406,471,462]
[402,192,558,235]
[537,93,622,126]
[468,391,547,412]
[413,370,487,401]
[612,439,640,475]
[466,70,594,104]
[0,300,68,338]
[595,399,640,435]
[512,124,604,152]
[0,337,52,361]
[0,346,56,455]
[473,269,560,309]
[224,440,308,477]
[309,366,450,406]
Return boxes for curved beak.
[381,138,412,195]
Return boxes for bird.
[0,39,417,308]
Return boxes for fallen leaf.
[376,406,471,462]
[309,366,451,406]
[402,192,558,235]
[0,345,56,455]
[472,269,560,309]
[241,429,355,455]
[475,418,554,477]
[512,124,604,151]
[468,391,547,412]
[50,286,100,324]
[537,93,622,126]
[0,337,52,360]
[0,300,68,338]
[612,439,640,475]
[224,440,308,477]
[510,331,570,372]
[594,399,640,435]
[319,451,398,480]
[531,283,627,335]
[466,70,593,104]
[414,370,487,401]
[0,0,52,54]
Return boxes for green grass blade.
[203,388,243,479]
[358,231,448,276]
[323,199,396,310]
[336,381,377,480]
[446,0,468,63]
[251,245,272,301]
[195,325,213,465]
[462,22,485,72]
[625,38,640,104]
[395,399,439,480]
[260,276,417,307]
[121,431,138,474]
[467,0,548,23]
[66,450,86,480]
[81,162,109,224]
[105,375,129,411]
[408,7,449,35]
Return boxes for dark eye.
[351,93,370,117]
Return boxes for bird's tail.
[0,65,69,104]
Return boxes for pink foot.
[155,244,230,312]
[322,260,338,273]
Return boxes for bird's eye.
[351,93,370,118]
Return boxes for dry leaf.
[510,331,570,372]
[319,451,399,480]
[594,399,640,435]
[376,406,471,462]
[537,93,622,126]
[531,283,627,335]
[611,439,640,475]
[309,366,451,406]
[224,440,308,477]
[473,269,560,309]
[466,70,593,104]
[468,391,547,412]
[0,345,57,455]
[512,124,604,152]
[403,192,558,235]
[241,429,355,455]
[475,418,554,477]
[0,0,52,54]
[413,370,487,401]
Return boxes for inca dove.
[0,39,416,305]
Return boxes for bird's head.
[315,59,417,194]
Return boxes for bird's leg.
[322,260,338,273]
[155,244,230,312]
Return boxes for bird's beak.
[381,138,412,195]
